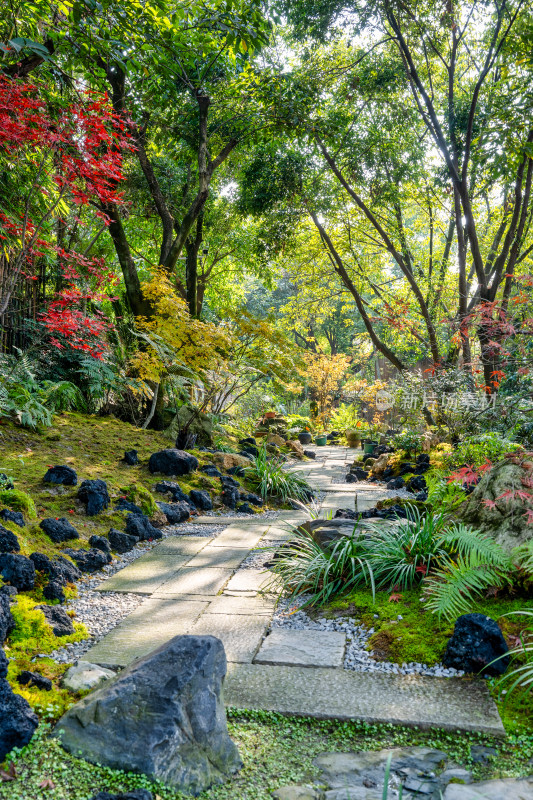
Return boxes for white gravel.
[272,597,464,679]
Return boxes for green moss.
[0,489,37,519]
[118,482,158,516]
[8,595,87,658]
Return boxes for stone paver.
[184,546,250,570]
[207,593,277,616]
[154,567,233,597]
[254,629,346,668]
[95,552,190,595]
[152,536,210,555]
[224,568,275,594]
[443,777,533,799]
[187,613,268,663]
[208,525,267,549]
[85,598,207,667]
[224,665,505,735]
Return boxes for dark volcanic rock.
[30,552,81,585]
[148,449,198,476]
[0,677,38,760]
[77,479,110,516]
[236,503,255,514]
[55,635,242,795]
[349,467,369,481]
[0,525,20,553]
[240,492,263,507]
[221,487,239,509]
[115,498,143,516]
[226,466,245,477]
[443,613,510,677]
[154,481,191,504]
[89,535,112,562]
[220,475,240,489]
[43,465,78,486]
[0,509,24,527]
[303,450,316,459]
[199,464,222,478]
[40,517,79,543]
[240,445,259,458]
[18,670,52,691]
[189,490,212,511]
[334,508,358,520]
[62,548,110,573]
[37,604,75,637]
[0,648,8,679]
[239,437,256,446]
[386,477,405,491]
[345,472,358,483]
[0,589,15,643]
[125,514,163,541]
[157,502,190,524]
[406,474,427,493]
[108,528,139,554]
[43,580,66,603]
[123,450,139,466]
[0,553,35,591]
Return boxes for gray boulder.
[38,604,75,637]
[62,661,115,693]
[54,635,241,795]
[460,457,533,550]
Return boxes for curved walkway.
[84,446,504,736]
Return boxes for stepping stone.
[152,536,210,556]
[224,665,505,736]
[95,551,191,595]
[443,777,533,799]
[153,566,233,597]
[254,629,346,668]
[184,546,251,570]
[187,613,269,663]
[224,568,275,594]
[84,598,207,667]
[208,526,267,549]
[207,593,277,616]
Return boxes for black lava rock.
[148,449,198,476]
[236,503,255,514]
[88,535,112,562]
[226,466,245,477]
[443,613,510,677]
[417,453,430,467]
[0,525,20,554]
[240,445,259,458]
[0,677,38,760]
[189,490,212,511]
[108,528,139,554]
[199,465,222,478]
[221,487,239,509]
[29,552,53,574]
[345,473,358,483]
[303,450,316,459]
[90,789,153,800]
[0,509,24,527]
[0,554,35,591]
[0,648,8,679]
[239,437,256,446]
[157,502,190,524]
[115,498,143,515]
[154,481,191,504]
[386,477,405,491]
[416,491,428,502]
[43,580,65,603]
[123,450,139,466]
[240,492,263,507]
[397,463,416,477]
[53,556,82,584]
[40,517,79,543]
[125,514,163,541]
[43,465,78,486]
[62,548,110,574]
[334,508,358,520]
[219,475,240,489]
[37,604,75,637]
[77,479,110,516]
[406,475,427,493]
[0,589,15,643]
[18,671,52,691]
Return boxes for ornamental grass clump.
[245,444,313,503]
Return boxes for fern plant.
[425,473,468,516]
[39,380,86,412]
[497,610,533,705]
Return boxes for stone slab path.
[85,445,504,735]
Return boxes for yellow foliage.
[130,270,231,382]
[304,353,349,415]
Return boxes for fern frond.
[439,523,511,569]
[424,554,508,621]
[512,541,533,576]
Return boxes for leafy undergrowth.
[1,711,533,800]
[325,589,531,668]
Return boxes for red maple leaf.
[389,593,403,603]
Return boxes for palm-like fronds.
[439,523,511,568]
[513,541,533,576]
[423,554,508,620]
[40,380,86,412]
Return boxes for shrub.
[245,445,313,503]
[443,432,522,471]
[392,430,422,456]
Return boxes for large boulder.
[0,509,24,527]
[0,677,38,760]
[54,635,242,795]
[149,449,198,476]
[40,517,79,543]
[77,479,110,516]
[459,456,533,550]
[212,453,250,471]
[43,465,78,486]
[443,613,510,677]
[0,553,35,591]
[0,525,20,553]
[0,589,15,643]
[37,604,75,637]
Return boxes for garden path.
[84,446,504,736]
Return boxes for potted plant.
[298,428,313,445]
[345,421,363,448]
[315,432,328,446]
